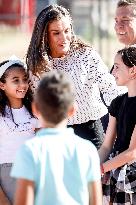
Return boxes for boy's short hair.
[35,70,75,124]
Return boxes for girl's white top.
[0,106,39,164]
[30,47,127,125]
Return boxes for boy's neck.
[42,119,68,129]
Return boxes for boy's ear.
[68,102,77,118]
[0,82,5,90]
[32,101,40,119]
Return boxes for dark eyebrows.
[11,74,28,80]
[50,29,59,32]
[115,16,133,19]
[121,16,132,19]
[49,27,71,32]
[11,76,19,80]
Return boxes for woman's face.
[47,17,72,58]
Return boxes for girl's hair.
[117,46,136,67]
[0,61,34,121]
[110,65,114,74]
[26,4,90,76]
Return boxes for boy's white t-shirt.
[0,106,39,164]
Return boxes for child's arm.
[0,186,11,205]
[98,114,117,163]
[88,180,103,205]
[102,124,136,173]
[14,179,34,205]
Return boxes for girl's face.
[114,53,130,86]
[0,67,29,106]
[47,17,72,58]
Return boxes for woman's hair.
[26,4,90,75]
[117,46,136,67]
[0,61,34,121]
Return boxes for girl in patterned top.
[26,4,125,149]
[99,47,136,204]
[0,56,39,204]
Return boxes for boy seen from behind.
[11,70,102,205]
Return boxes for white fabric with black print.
[30,47,127,125]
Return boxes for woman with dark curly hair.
[26,4,124,149]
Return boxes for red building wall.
[0,0,35,31]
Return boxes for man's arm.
[0,186,11,205]
[14,179,34,205]
[88,180,103,205]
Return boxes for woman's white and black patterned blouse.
[30,46,127,125]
